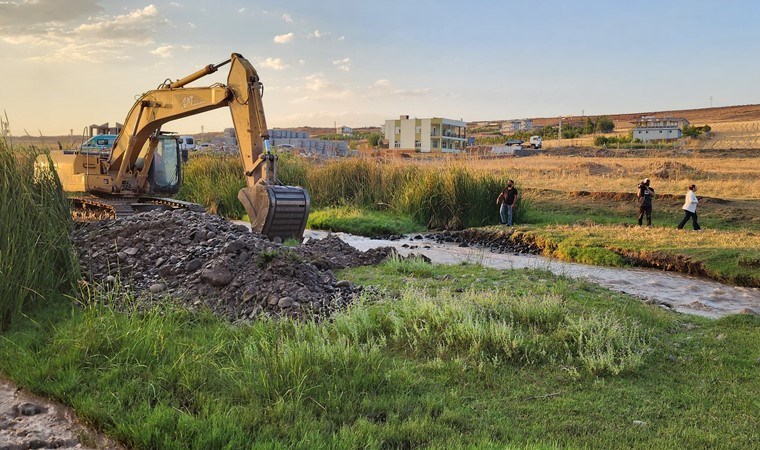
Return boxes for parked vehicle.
[529,135,542,149]
[79,134,117,156]
[178,136,194,162]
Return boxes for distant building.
[268,129,347,156]
[632,116,690,141]
[88,122,123,137]
[384,115,467,153]
[501,119,533,133]
[269,129,309,139]
[336,125,353,136]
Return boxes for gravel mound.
[72,209,399,321]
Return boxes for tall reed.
[0,143,79,330]
[177,154,246,218]
[180,153,525,229]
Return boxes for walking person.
[496,180,519,226]
[677,184,701,231]
[637,178,655,226]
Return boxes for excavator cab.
[148,136,182,195]
[132,135,182,195]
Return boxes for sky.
[1,0,759,136]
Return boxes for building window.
[394,141,400,148]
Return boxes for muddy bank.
[0,376,122,450]
[442,227,759,288]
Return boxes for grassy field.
[467,153,760,199]
[174,151,760,286]
[0,261,758,449]
[1,144,758,448]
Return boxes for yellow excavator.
[41,53,310,241]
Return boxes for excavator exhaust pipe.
[238,184,310,243]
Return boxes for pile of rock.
[71,209,399,321]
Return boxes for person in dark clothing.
[496,180,519,226]
[637,178,655,226]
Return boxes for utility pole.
[558,117,563,148]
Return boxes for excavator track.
[70,195,205,222]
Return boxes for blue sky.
[1,0,759,135]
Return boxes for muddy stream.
[301,229,760,320]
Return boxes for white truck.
[178,135,195,162]
[179,135,195,152]
[529,135,542,149]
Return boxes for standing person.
[496,180,519,226]
[637,178,655,226]
[677,184,701,230]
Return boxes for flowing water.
[301,230,760,319]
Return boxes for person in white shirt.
[677,184,701,230]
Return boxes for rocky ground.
[0,377,123,450]
[72,209,402,322]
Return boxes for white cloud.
[332,57,351,72]
[0,0,101,27]
[151,45,174,58]
[260,57,288,70]
[0,4,170,62]
[187,22,196,29]
[308,29,332,39]
[373,79,391,88]
[75,5,160,38]
[238,7,246,14]
[281,13,293,23]
[298,59,305,65]
[290,73,353,102]
[338,36,345,41]
[274,32,294,44]
[367,78,432,99]
[169,2,182,6]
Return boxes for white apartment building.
[632,116,690,141]
[384,115,467,153]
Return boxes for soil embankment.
[72,209,406,322]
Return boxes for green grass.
[496,225,760,286]
[0,262,758,449]
[0,143,78,330]
[307,207,424,236]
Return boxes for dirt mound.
[649,161,705,179]
[72,210,400,322]
[574,162,616,175]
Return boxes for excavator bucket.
[238,184,310,242]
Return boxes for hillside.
[470,104,760,149]
[528,104,760,131]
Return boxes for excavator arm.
[101,53,309,241]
